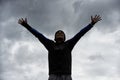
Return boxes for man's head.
[54,30,66,43]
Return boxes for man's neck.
[56,41,64,44]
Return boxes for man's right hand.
[18,18,28,26]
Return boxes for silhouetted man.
[18,15,101,80]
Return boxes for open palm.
[18,18,28,26]
[91,15,101,25]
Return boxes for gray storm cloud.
[1,0,120,80]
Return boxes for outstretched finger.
[18,19,22,24]
[99,18,102,21]
[21,18,24,22]
[95,15,97,18]
[98,16,102,21]
[96,15,99,19]
[91,16,93,21]
[97,15,101,19]
[25,18,27,22]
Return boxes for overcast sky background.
[0,0,120,80]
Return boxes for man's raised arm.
[18,18,53,50]
[67,15,101,49]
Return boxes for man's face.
[55,30,65,43]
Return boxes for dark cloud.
[0,0,9,5]
[1,0,120,80]
[1,0,119,40]
[3,0,70,32]
[0,0,75,40]
[72,0,120,33]
[114,0,120,10]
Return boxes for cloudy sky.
[0,0,120,80]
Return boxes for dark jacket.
[23,24,93,75]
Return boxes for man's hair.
[54,30,66,41]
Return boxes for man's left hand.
[91,15,101,25]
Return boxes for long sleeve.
[67,23,93,50]
[23,24,53,50]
